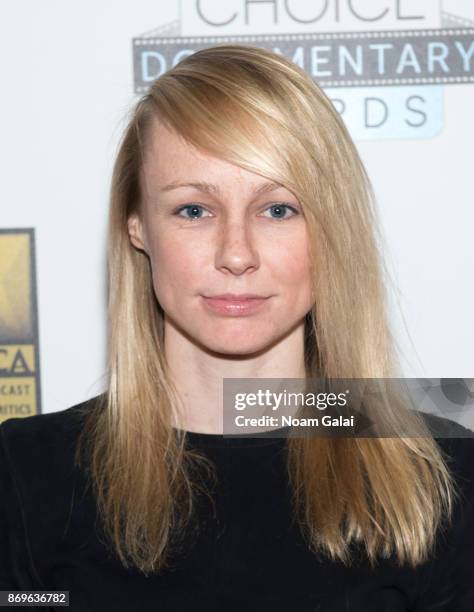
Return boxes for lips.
[204,293,268,300]
[201,294,271,316]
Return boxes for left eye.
[262,204,299,220]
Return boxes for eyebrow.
[158,180,284,197]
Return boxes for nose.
[215,218,260,276]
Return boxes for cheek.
[147,234,206,301]
[266,235,313,293]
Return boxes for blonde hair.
[76,44,458,575]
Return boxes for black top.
[1,395,473,611]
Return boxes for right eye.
[173,204,212,221]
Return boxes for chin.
[197,327,279,357]
[205,341,272,357]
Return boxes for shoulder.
[414,414,474,607]
[0,395,106,588]
[417,411,473,495]
[418,410,473,439]
[0,393,104,482]
[418,410,473,472]
[0,392,103,446]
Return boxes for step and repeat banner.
[1,0,473,422]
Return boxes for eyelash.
[173,203,300,222]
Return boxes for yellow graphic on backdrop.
[0,230,40,423]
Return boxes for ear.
[127,213,147,252]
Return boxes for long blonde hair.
[75,44,458,575]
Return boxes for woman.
[0,44,473,611]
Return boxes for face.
[127,118,314,355]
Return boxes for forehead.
[142,117,268,189]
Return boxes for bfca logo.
[0,229,42,421]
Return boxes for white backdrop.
[1,0,473,416]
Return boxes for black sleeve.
[0,422,40,591]
[416,437,474,610]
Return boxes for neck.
[164,317,306,434]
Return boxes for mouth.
[201,294,271,316]
[204,293,269,299]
